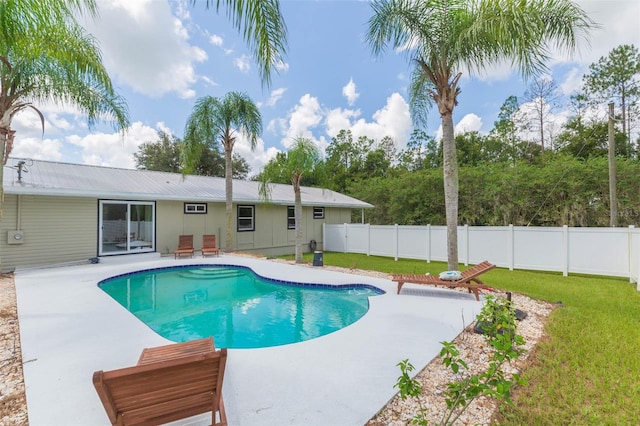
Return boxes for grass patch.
[282,252,640,424]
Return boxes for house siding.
[0,194,356,272]
[1,194,97,271]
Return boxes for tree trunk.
[224,143,234,252]
[294,177,303,263]
[441,111,459,271]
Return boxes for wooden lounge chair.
[202,234,220,257]
[93,341,227,426]
[391,260,496,301]
[174,234,194,258]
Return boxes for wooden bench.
[93,338,227,425]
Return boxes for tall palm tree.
[367,0,594,270]
[192,0,288,87]
[259,137,321,263]
[0,0,130,211]
[183,92,262,252]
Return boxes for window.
[184,203,207,214]
[313,207,325,219]
[287,206,295,229]
[237,205,255,231]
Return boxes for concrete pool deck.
[15,254,483,426]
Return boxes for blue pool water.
[98,265,384,349]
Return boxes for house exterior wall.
[0,194,356,272]
[0,194,97,271]
[158,202,351,255]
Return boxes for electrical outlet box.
[8,230,24,245]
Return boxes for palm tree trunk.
[441,111,459,271]
[224,144,233,252]
[294,179,303,263]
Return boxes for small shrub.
[395,295,527,425]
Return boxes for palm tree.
[183,92,262,252]
[0,0,130,211]
[366,0,594,270]
[259,137,321,263]
[191,0,288,87]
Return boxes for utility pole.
[608,102,617,227]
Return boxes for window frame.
[287,206,296,229]
[237,205,255,232]
[313,207,325,219]
[184,203,207,214]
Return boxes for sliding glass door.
[99,201,155,255]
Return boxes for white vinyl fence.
[323,224,640,289]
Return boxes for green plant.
[394,359,429,425]
[395,296,527,425]
[438,296,526,425]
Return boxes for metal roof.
[2,158,373,209]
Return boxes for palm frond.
[194,0,288,87]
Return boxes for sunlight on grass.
[284,252,640,424]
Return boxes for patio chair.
[202,234,220,257]
[174,234,194,258]
[93,343,227,426]
[391,260,496,301]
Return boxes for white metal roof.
[2,158,373,208]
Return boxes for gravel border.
[0,273,28,425]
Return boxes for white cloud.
[558,67,584,96]
[11,138,64,162]
[342,78,360,106]
[455,114,483,134]
[336,93,412,150]
[556,1,640,66]
[79,0,206,99]
[281,94,324,148]
[325,108,361,138]
[234,55,251,73]
[269,92,411,158]
[275,61,290,73]
[435,113,483,140]
[233,134,280,176]
[66,122,162,168]
[209,34,223,46]
[260,88,287,108]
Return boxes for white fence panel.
[324,224,346,252]
[398,226,429,260]
[346,224,369,254]
[468,226,511,267]
[370,225,397,258]
[513,227,565,272]
[568,228,630,277]
[430,226,448,262]
[322,223,640,284]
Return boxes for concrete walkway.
[15,254,482,425]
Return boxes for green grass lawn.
[283,252,640,425]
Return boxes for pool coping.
[15,254,483,425]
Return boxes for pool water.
[98,265,383,349]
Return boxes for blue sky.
[10,0,640,174]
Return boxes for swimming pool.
[98,265,384,349]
